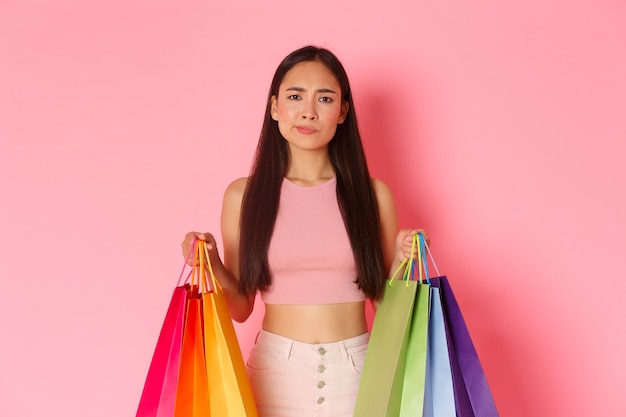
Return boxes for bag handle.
[202,241,223,294]
[176,238,197,287]
[415,232,431,285]
[389,233,426,286]
[176,238,213,293]
[411,231,441,280]
[420,232,441,278]
[189,239,203,292]
[389,232,438,286]
[197,240,209,293]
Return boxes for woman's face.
[271,60,349,153]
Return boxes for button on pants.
[246,330,370,417]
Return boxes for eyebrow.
[285,86,338,94]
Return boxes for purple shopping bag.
[430,277,499,417]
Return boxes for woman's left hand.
[394,228,430,263]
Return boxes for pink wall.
[1,1,625,416]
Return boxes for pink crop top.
[261,177,366,305]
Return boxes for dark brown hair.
[238,45,386,300]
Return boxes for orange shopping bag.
[173,291,210,417]
[202,242,258,417]
[173,242,210,417]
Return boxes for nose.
[301,101,317,120]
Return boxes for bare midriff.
[262,301,368,344]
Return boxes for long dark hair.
[238,46,386,300]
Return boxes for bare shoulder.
[225,177,248,195]
[221,178,248,244]
[223,177,248,206]
[371,177,395,206]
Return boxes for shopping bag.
[423,285,456,417]
[433,276,499,417]
[201,242,258,416]
[354,236,422,417]
[172,241,211,417]
[400,232,456,417]
[136,285,187,417]
[399,234,431,417]
[137,241,201,417]
[173,290,210,417]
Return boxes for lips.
[296,125,318,135]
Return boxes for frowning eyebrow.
[285,86,338,94]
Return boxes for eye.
[319,96,334,103]
[287,94,301,100]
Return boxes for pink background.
[1,1,625,416]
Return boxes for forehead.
[280,61,341,90]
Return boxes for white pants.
[246,330,370,417]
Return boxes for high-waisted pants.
[246,330,370,417]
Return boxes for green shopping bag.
[399,233,431,417]
[354,235,425,417]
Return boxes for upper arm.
[220,177,247,282]
[372,178,399,270]
[218,177,257,320]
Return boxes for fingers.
[396,228,430,261]
[182,232,216,248]
[401,230,418,260]
[182,231,217,265]
[415,229,430,247]
[402,229,430,246]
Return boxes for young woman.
[182,45,426,417]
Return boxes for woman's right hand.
[181,231,217,265]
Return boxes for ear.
[337,101,349,124]
[270,95,278,121]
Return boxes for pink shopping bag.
[136,285,188,417]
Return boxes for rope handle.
[421,232,441,278]
[389,232,439,286]
[176,238,196,287]
[175,238,214,294]
[389,232,420,287]
[202,241,223,294]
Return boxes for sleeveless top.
[261,177,366,305]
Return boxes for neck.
[285,149,334,186]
